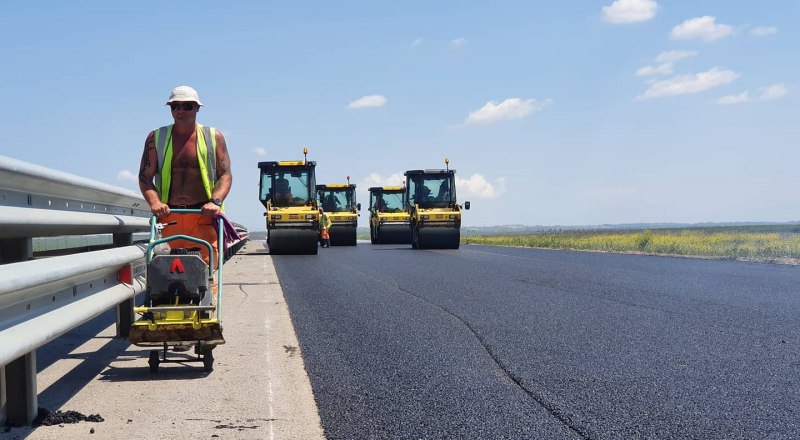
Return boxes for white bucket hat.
[165,86,203,106]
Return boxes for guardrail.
[0,156,247,427]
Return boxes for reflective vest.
[321,212,332,229]
[153,124,217,203]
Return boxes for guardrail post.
[1,236,35,427]
[116,297,134,338]
[0,366,6,426]
[0,238,32,264]
[114,233,135,338]
[2,352,37,426]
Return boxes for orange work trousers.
[159,212,218,267]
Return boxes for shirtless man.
[138,85,232,264]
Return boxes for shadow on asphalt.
[36,309,119,373]
[98,354,212,382]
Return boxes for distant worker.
[319,208,332,248]
[322,194,338,212]
[436,180,450,202]
[419,185,432,206]
[275,177,293,204]
[374,195,386,211]
[138,85,232,266]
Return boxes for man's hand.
[151,201,170,217]
[202,201,222,217]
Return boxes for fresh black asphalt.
[272,243,800,440]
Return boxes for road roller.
[405,158,470,249]
[316,177,360,246]
[129,209,225,373]
[258,148,320,254]
[368,185,412,244]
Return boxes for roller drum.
[329,225,357,246]
[268,228,319,254]
[377,224,412,244]
[416,227,460,249]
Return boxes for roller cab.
[405,159,470,249]
[258,149,320,255]
[317,179,360,246]
[368,186,411,244]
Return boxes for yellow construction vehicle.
[258,148,320,254]
[316,177,360,246]
[368,185,411,244]
[405,158,470,249]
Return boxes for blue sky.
[1,1,796,231]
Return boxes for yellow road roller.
[368,186,412,244]
[316,177,360,246]
[258,148,320,254]
[405,158,470,249]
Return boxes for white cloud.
[117,170,137,183]
[759,83,789,100]
[636,64,673,76]
[656,50,699,63]
[718,91,749,105]
[637,67,739,100]
[636,50,698,76]
[449,37,467,48]
[751,26,777,37]
[251,147,267,156]
[602,0,658,24]
[456,174,506,199]
[670,16,734,41]
[360,172,406,189]
[411,38,423,47]
[464,98,553,125]
[347,95,388,109]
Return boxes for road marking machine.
[128,209,225,373]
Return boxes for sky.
[0,1,797,231]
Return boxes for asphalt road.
[273,243,800,440]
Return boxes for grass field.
[463,224,800,263]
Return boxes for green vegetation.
[463,225,800,261]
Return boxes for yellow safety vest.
[153,124,218,203]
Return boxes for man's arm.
[202,130,233,216]
[139,131,169,216]
[211,130,232,201]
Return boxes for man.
[319,208,332,248]
[435,180,450,202]
[138,85,232,265]
[275,176,293,204]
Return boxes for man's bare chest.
[171,134,198,169]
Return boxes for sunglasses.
[170,102,196,111]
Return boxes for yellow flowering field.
[463,228,800,260]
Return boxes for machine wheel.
[202,348,214,372]
[411,224,419,249]
[269,229,319,255]
[417,228,460,249]
[148,350,160,374]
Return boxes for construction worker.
[319,207,332,247]
[275,176,293,204]
[138,85,232,266]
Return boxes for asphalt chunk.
[35,409,104,426]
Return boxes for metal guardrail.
[0,155,152,426]
[0,155,247,427]
[0,246,147,364]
